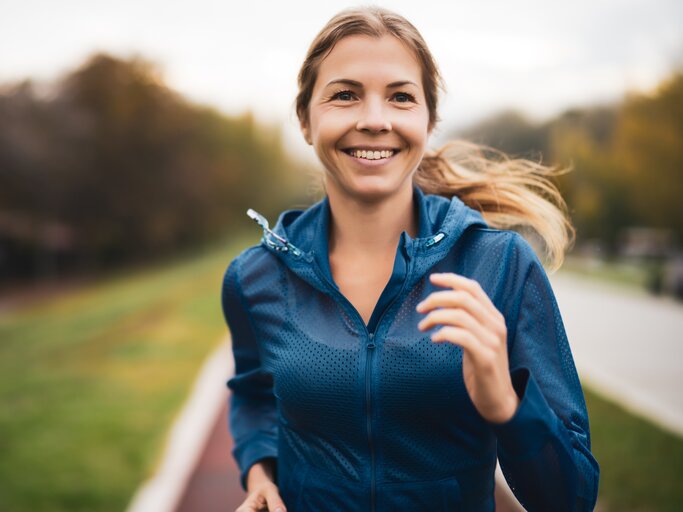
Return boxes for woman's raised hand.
[236,460,287,512]
[416,272,519,424]
[234,482,286,512]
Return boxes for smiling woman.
[301,34,430,206]
[223,6,599,512]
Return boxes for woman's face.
[301,34,432,203]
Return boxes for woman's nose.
[356,98,392,133]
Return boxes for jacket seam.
[506,232,535,349]
[233,252,274,399]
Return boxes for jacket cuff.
[235,438,278,491]
[491,367,557,458]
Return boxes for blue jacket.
[222,184,599,511]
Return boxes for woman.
[222,6,599,512]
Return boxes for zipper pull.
[425,232,445,248]
[367,332,376,349]
[247,208,302,257]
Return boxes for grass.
[585,388,683,511]
[0,234,258,512]
[560,254,658,293]
[1,235,681,511]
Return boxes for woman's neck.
[326,182,418,257]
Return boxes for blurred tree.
[548,110,632,254]
[612,72,683,245]
[457,109,550,162]
[449,84,683,258]
[0,53,309,280]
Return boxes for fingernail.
[275,507,284,512]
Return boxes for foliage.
[458,108,551,162]
[452,71,683,257]
[0,54,310,279]
[612,73,683,239]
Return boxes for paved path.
[549,272,683,436]
[175,400,245,512]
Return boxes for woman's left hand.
[416,272,519,424]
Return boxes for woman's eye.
[393,92,416,103]
[332,90,355,101]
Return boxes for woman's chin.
[345,176,410,202]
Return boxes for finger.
[431,326,498,369]
[416,289,496,328]
[264,488,287,512]
[235,501,256,512]
[428,273,501,320]
[430,273,505,324]
[430,325,478,353]
[235,492,263,512]
[418,308,496,347]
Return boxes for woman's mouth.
[343,148,400,161]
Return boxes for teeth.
[350,149,395,160]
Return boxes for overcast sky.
[2,0,682,159]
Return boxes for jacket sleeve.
[222,256,278,491]
[491,245,600,511]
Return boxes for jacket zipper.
[310,261,381,509]
[366,332,376,512]
[309,248,415,512]
[363,252,416,512]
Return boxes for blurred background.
[1,1,682,511]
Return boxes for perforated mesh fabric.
[223,184,599,511]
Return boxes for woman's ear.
[300,119,312,145]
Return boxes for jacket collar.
[309,184,435,282]
[249,183,489,292]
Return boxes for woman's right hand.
[235,458,287,512]
[235,481,286,512]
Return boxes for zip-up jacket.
[222,184,600,511]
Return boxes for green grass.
[585,389,683,511]
[0,234,258,512]
[561,254,658,293]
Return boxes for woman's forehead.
[316,34,423,87]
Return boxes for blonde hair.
[296,6,575,273]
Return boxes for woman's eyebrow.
[387,80,418,88]
[324,79,419,88]
[325,79,362,88]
